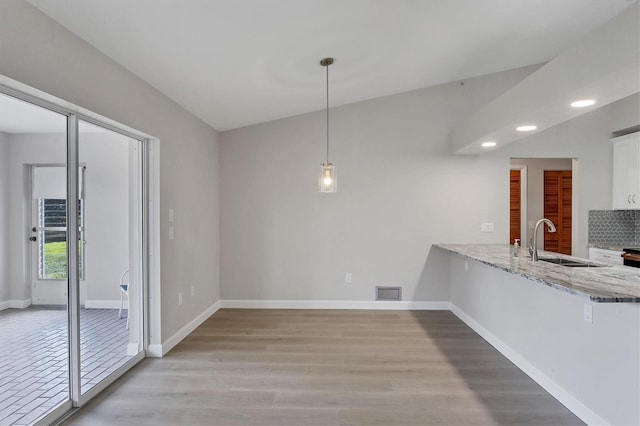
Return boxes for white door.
[30,165,86,305]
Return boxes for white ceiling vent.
[376,286,402,301]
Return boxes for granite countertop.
[434,244,640,303]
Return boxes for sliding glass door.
[78,119,144,398]
[0,86,148,424]
[0,92,71,425]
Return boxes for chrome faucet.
[529,218,557,261]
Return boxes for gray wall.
[220,67,539,302]
[609,93,640,132]
[221,73,638,302]
[0,132,9,303]
[0,0,220,342]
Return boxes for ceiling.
[0,93,66,133]
[22,0,637,131]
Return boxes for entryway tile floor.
[0,307,131,425]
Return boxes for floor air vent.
[376,286,402,301]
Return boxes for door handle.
[633,194,637,204]
[629,194,632,204]
[29,236,37,242]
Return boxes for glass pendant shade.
[319,162,337,193]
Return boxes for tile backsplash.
[588,210,640,247]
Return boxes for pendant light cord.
[325,62,329,164]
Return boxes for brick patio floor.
[0,307,131,425]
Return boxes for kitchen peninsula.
[436,244,640,302]
[433,244,639,426]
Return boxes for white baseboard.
[148,300,221,358]
[5,299,32,309]
[449,303,606,426]
[84,300,126,309]
[220,299,451,310]
[147,343,163,358]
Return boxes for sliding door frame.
[0,82,154,417]
[67,114,81,403]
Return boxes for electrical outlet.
[169,226,175,240]
[345,273,352,283]
[191,286,195,297]
[169,208,175,223]
[178,292,183,305]
[584,304,593,323]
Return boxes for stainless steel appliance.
[621,248,640,268]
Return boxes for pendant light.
[319,57,336,193]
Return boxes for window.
[38,198,85,279]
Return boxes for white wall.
[0,132,9,304]
[0,0,220,343]
[80,132,130,304]
[510,158,573,249]
[448,252,639,426]
[6,133,65,302]
[4,132,129,305]
[220,67,542,303]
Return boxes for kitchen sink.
[539,257,604,268]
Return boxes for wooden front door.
[509,170,521,244]
[543,170,572,255]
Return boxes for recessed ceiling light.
[481,141,497,148]
[570,99,596,108]
[516,125,537,132]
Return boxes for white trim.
[147,138,162,353]
[2,299,33,309]
[84,300,126,309]
[0,76,155,140]
[147,300,221,358]
[571,159,579,256]
[221,299,451,310]
[147,344,163,358]
[449,303,607,426]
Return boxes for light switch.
[480,222,494,232]
[584,304,593,324]
[169,208,175,223]
[169,226,174,240]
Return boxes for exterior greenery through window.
[38,199,84,280]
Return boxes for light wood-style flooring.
[63,309,583,425]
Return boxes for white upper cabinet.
[612,132,640,210]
